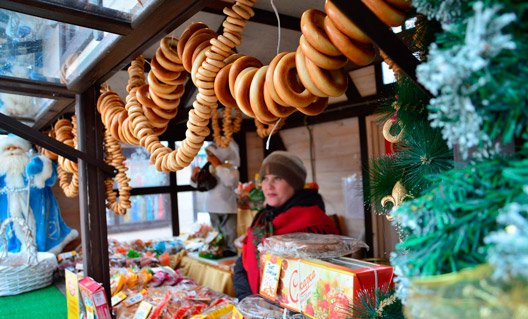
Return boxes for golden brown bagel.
[299,35,347,70]
[323,16,376,66]
[324,0,371,43]
[249,66,280,124]
[301,9,343,56]
[273,52,316,108]
[229,56,263,98]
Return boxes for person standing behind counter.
[191,141,240,254]
[234,151,339,300]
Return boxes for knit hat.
[260,151,307,191]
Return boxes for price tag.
[133,301,153,319]
[259,256,282,299]
[111,291,127,306]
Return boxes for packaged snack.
[235,295,284,319]
[78,277,112,319]
[259,233,368,259]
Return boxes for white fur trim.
[0,134,31,152]
[47,229,79,255]
[32,155,53,189]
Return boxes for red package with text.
[300,258,393,319]
[259,253,302,312]
[79,276,112,319]
[259,253,393,319]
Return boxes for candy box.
[300,258,393,319]
[259,253,302,312]
[259,253,393,318]
[79,276,112,319]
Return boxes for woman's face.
[262,174,295,208]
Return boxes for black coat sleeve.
[233,256,253,300]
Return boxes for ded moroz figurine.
[0,134,78,254]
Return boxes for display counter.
[237,209,258,237]
[179,252,237,296]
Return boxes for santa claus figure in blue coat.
[0,134,78,254]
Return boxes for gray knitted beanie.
[259,151,307,191]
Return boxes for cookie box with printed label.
[259,254,393,319]
[79,276,112,319]
[259,253,303,312]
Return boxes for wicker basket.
[0,217,58,296]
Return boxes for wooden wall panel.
[245,131,264,181]
[279,118,364,239]
[366,114,399,260]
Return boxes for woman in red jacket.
[234,151,339,300]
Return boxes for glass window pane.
[123,145,169,187]
[405,17,416,30]
[381,62,396,85]
[0,92,55,121]
[177,191,194,234]
[175,141,211,186]
[108,193,171,228]
[0,8,119,85]
[176,191,211,234]
[49,0,158,20]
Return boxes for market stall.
[0,0,526,318]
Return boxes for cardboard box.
[79,277,112,319]
[259,253,302,312]
[259,254,393,319]
[301,258,393,319]
[65,269,81,319]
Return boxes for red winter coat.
[240,195,339,295]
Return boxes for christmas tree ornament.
[381,181,413,210]
[382,118,404,144]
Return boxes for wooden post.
[76,86,112,304]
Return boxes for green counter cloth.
[0,285,66,319]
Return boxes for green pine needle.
[394,122,453,196]
[351,286,404,319]
[366,156,404,214]
[392,156,526,278]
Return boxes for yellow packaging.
[259,253,302,312]
[111,291,127,306]
[65,269,80,319]
[230,306,243,319]
[134,301,153,319]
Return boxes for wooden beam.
[280,97,382,130]
[358,115,374,258]
[76,87,112,304]
[68,0,211,93]
[170,172,180,237]
[0,0,132,35]
[203,0,301,31]
[0,75,74,99]
[0,112,115,175]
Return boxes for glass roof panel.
[0,8,120,85]
[100,0,158,19]
[42,0,158,20]
[0,92,55,121]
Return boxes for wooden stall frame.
[0,0,421,302]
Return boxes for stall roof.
[0,0,421,134]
